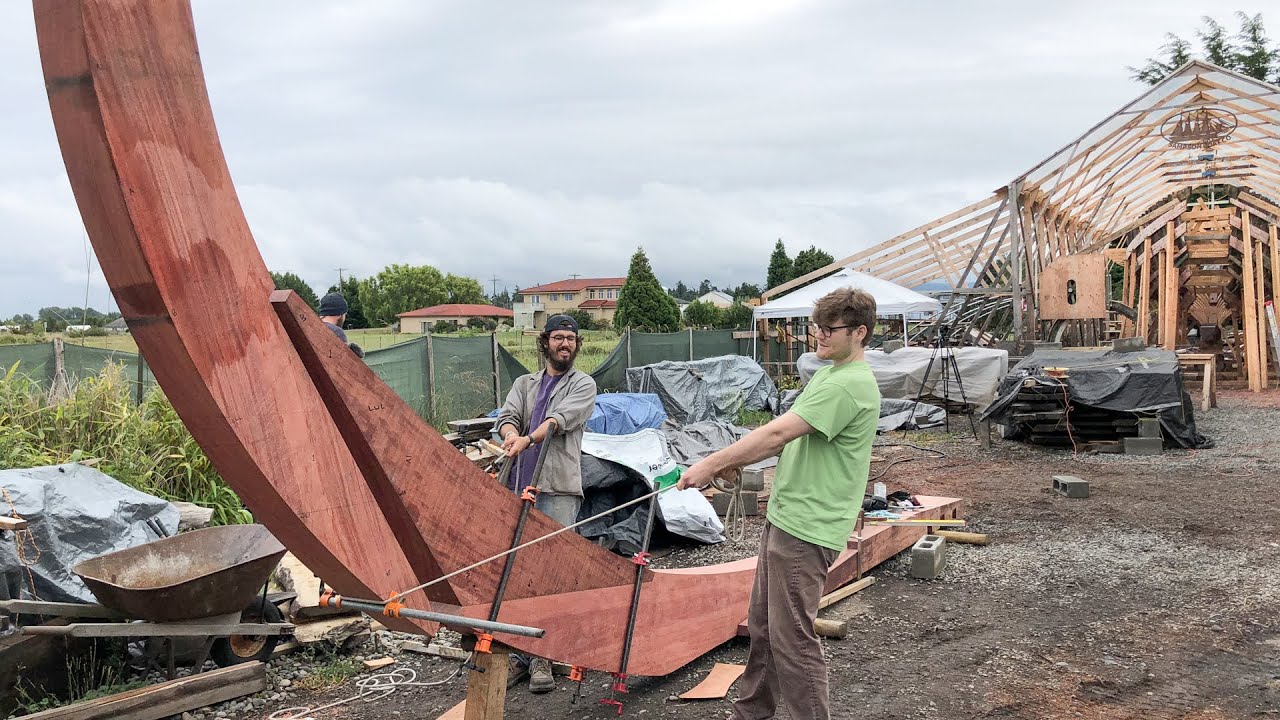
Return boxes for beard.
[545,344,579,373]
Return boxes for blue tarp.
[486,392,667,436]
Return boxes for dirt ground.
[203,390,1280,720]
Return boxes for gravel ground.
[55,390,1280,720]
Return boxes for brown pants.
[732,522,839,720]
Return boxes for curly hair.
[812,287,876,347]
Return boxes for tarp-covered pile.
[798,347,1009,411]
[0,464,178,603]
[626,355,777,424]
[983,348,1212,448]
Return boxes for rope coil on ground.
[268,663,470,720]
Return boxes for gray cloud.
[0,0,1238,316]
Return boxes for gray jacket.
[495,368,597,496]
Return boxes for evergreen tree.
[327,276,369,329]
[718,301,756,330]
[766,239,793,290]
[270,271,319,310]
[792,246,836,278]
[614,248,682,332]
[1131,13,1279,84]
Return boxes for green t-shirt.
[767,361,880,551]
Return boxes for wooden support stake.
[1155,248,1166,348]
[814,618,847,639]
[463,649,509,720]
[1138,233,1152,342]
[1257,239,1270,388]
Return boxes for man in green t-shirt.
[678,287,880,720]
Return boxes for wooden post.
[136,352,145,405]
[1138,233,1152,342]
[491,332,501,407]
[1155,247,1166,348]
[1163,221,1177,350]
[425,331,436,419]
[1241,212,1261,392]
[1120,255,1134,337]
[1256,240,1269,388]
[1009,183,1024,343]
[463,649,509,720]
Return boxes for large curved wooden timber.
[34,0,963,675]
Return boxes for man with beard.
[494,314,597,693]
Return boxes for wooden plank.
[1257,240,1270,388]
[1038,255,1107,320]
[363,656,397,670]
[1163,221,1177,350]
[0,516,28,532]
[679,663,746,700]
[18,662,267,720]
[1138,233,1152,342]
[438,700,468,720]
[818,576,875,610]
[463,650,508,720]
[935,530,990,545]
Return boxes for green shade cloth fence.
[0,329,772,424]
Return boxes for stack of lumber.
[442,418,503,471]
[1005,382,1139,448]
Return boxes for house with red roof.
[397,303,514,333]
[513,277,626,329]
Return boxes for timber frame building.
[765,61,1280,391]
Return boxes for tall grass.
[0,362,249,525]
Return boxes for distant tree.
[327,276,369,329]
[565,309,595,331]
[1131,13,1279,84]
[270,271,319,310]
[792,246,836,279]
[696,279,714,296]
[358,264,449,327]
[730,282,762,300]
[37,306,112,331]
[682,300,722,328]
[766,239,793,290]
[671,280,696,301]
[444,273,486,304]
[615,248,682,332]
[718,301,756,330]
[467,316,497,331]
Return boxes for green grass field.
[56,328,622,374]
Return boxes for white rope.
[268,663,469,720]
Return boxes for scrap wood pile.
[442,417,503,472]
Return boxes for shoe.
[528,658,555,693]
[507,655,530,688]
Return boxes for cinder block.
[1112,337,1146,353]
[910,535,946,579]
[1034,342,1063,351]
[881,340,904,354]
[1052,475,1090,498]
[740,468,766,492]
[1137,418,1162,439]
[1124,437,1163,456]
[710,490,759,516]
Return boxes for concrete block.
[1034,342,1063,351]
[1112,337,1147,353]
[909,534,947,580]
[881,340,904,354]
[740,468,766,492]
[1052,475,1090,498]
[1137,418,1162,439]
[1124,437,1163,456]
[710,490,759,516]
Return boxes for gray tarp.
[779,391,946,431]
[626,356,778,425]
[0,464,179,603]
[661,421,777,470]
[797,347,1009,411]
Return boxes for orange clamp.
[319,590,342,609]
[383,599,406,618]
[631,551,651,567]
[569,666,584,682]
[474,632,493,654]
[520,485,539,503]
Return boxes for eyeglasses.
[548,334,578,344]
[809,323,854,337]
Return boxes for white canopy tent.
[754,268,942,320]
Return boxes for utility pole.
[570,273,581,280]
[489,275,500,297]
[335,267,349,285]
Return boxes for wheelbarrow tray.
[73,524,286,622]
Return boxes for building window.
[589,289,597,299]
[532,295,540,303]
[563,293,573,301]
[608,289,617,299]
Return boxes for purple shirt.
[509,372,564,493]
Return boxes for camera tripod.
[907,325,977,438]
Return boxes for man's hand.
[678,460,715,491]
[502,434,532,457]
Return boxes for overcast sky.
[0,1,1259,317]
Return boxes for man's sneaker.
[507,655,530,688]
[529,658,555,693]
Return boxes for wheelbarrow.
[0,524,294,676]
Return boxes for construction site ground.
[202,390,1280,720]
